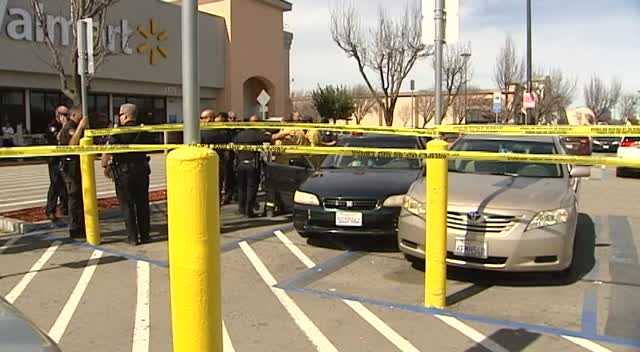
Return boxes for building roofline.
[259,0,292,11]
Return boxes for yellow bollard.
[80,137,101,245]
[167,147,222,352]
[425,139,449,309]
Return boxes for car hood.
[300,168,421,199]
[409,172,574,212]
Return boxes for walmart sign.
[0,0,132,54]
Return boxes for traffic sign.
[257,90,271,106]
[524,93,536,109]
[492,92,502,113]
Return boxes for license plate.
[335,211,363,227]
[603,145,610,149]
[454,238,488,259]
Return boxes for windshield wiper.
[486,172,519,177]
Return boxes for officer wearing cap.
[45,106,69,221]
[101,104,152,245]
[58,106,88,239]
[233,115,276,217]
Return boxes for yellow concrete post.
[80,137,101,245]
[167,147,222,352]
[425,139,449,308]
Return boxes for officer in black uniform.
[222,111,238,205]
[101,104,151,246]
[58,106,88,239]
[201,109,231,199]
[45,105,68,221]
[233,115,274,217]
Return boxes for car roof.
[459,134,559,144]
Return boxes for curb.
[0,201,167,235]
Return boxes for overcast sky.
[284,0,640,107]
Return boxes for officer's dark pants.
[114,163,150,243]
[46,158,68,216]
[62,161,85,238]
[223,152,236,201]
[237,163,258,215]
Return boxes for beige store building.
[0,0,292,144]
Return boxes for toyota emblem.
[466,211,484,224]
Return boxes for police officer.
[233,115,275,217]
[101,104,151,246]
[222,111,239,205]
[59,106,88,239]
[201,109,231,200]
[45,106,68,221]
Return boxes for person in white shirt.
[1,118,15,147]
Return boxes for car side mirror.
[570,166,591,178]
[289,157,310,169]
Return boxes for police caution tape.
[85,122,640,138]
[2,143,640,168]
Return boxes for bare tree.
[437,43,472,122]
[291,90,319,119]
[494,35,524,122]
[349,85,376,124]
[330,1,427,126]
[619,94,639,123]
[584,76,622,123]
[31,0,121,105]
[415,93,436,127]
[530,69,576,124]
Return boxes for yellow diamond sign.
[136,19,168,65]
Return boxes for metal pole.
[525,0,532,125]
[434,0,445,126]
[463,60,468,124]
[77,21,89,119]
[182,0,200,144]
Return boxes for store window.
[30,91,109,133]
[112,95,167,125]
[0,89,26,132]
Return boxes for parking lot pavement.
[0,154,166,213]
[0,166,639,351]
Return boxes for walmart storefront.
[0,0,226,144]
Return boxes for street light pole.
[182,0,200,144]
[461,52,471,125]
[525,0,533,125]
[434,0,445,126]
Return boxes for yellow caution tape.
[0,145,169,158]
[85,122,640,138]
[2,143,639,168]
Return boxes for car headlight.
[402,196,425,217]
[383,194,405,208]
[294,191,320,206]
[526,208,569,231]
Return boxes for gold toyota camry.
[398,135,591,272]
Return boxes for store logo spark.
[136,19,168,65]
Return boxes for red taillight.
[621,139,637,147]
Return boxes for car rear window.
[322,136,423,170]
[449,139,563,178]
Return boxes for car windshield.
[321,137,423,170]
[449,139,563,178]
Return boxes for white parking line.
[48,249,103,343]
[562,336,612,352]
[132,261,150,352]
[274,230,420,352]
[239,241,338,352]
[434,315,509,352]
[274,230,509,352]
[223,321,236,352]
[5,242,61,304]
